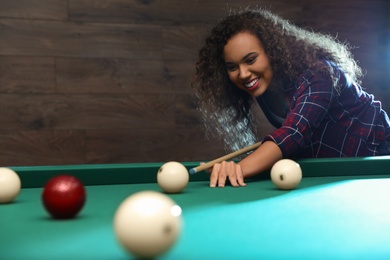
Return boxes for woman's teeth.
[245,79,259,89]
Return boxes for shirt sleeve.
[263,69,335,157]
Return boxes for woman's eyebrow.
[242,52,257,61]
[225,52,258,64]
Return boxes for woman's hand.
[207,161,246,188]
[202,141,283,188]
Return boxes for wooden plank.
[0,0,68,20]
[85,127,226,163]
[162,26,206,60]
[174,94,201,127]
[68,0,237,25]
[0,57,55,93]
[69,0,161,24]
[0,0,388,168]
[0,19,161,58]
[56,58,194,94]
[279,0,384,37]
[0,130,86,166]
[0,94,176,130]
[68,0,384,28]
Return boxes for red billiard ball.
[42,175,86,219]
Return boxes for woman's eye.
[226,65,237,71]
[246,57,256,64]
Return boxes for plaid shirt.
[262,64,390,158]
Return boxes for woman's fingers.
[209,163,221,187]
[209,161,246,188]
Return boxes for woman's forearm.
[239,141,283,178]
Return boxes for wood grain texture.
[85,127,226,164]
[0,94,176,130]
[56,58,194,94]
[69,0,236,25]
[0,57,56,93]
[0,0,68,20]
[0,130,86,166]
[0,19,161,58]
[0,0,388,166]
[162,26,206,60]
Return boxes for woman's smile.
[244,78,260,91]
[223,32,273,97]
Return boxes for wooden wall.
[0,0,389,166]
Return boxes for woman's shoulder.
[293,64,334,90]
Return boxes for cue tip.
[189,168,197,175]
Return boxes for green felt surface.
[1,173,390,259]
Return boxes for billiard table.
[1,157,390,259]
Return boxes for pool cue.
[189,141,262,174]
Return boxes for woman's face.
[223,32,273,97]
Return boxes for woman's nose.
[238,65,250,79]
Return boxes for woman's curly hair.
[192,8,363,152]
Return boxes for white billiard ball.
[270,159,302,190]
[0,167,21,203]
[113,191,182,258]
[157,161,189,193]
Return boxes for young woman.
[192,8,390,188]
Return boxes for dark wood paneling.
[174,94,200,127]
[0,0,388,166]
[0,57,55,93]
[0,19,161,58]
[0,0,68,20]
[0,94,175,130]
[162,26,206,60]
[68,0,253,25]
[56,58,194,94]
[0,130,86,166]
[85,127,226,164]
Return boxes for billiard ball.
[0,167,21,204]
[42,175,86,219]
[113,191,182,258]
[270,159,302,190]
[157,161,189,193]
